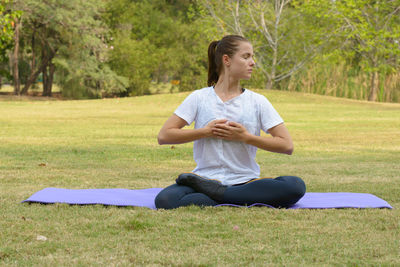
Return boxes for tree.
[295,0,400,101]
[0,0,21,91]
[0,0,19,57]
[200,0,337,89]
[10,0,126,97]
[104,0,216,95]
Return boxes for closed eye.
[242,53,254,59]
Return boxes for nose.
[250,58,255,66]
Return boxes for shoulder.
[194,86,213,96]
[185,86,212,97]
[183,86,213,102]
[243,89,271,105]
[178,87,213,108]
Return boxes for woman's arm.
[157,114,227,145]
[212,121,294,155]
[246,123,293,155]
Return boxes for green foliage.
[8,0,127,97]
[50,0,128,98]
[0,0,22,78]
[104,0,216,95]
[298,0,400,70]
[107,33,156,96]
[2,0,399,102]
[294,0,400,100]
[0,0,21,52]
[199,0,336,89]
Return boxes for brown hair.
[207,35,249,86]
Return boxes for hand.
[203,119,228,138]
[212,121,250,142]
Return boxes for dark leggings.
[155,176,306,209]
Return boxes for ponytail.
[207,41,220,86]
[206,35,249,87]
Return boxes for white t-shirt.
[174,86,284,185]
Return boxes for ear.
[222,54,231,67]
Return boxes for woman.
[155,35,305,209]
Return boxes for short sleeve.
[258,95,284,133]
[174,91,198,125]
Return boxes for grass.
[0,90,399,266]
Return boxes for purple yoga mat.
[22,187,393,209]
[22,188,162,209]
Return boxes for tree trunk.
[42,45,48,95]
[265,46,276,90]
[21,39,57,95]
[266,78,274,90]
[20,51,55,95]
[42,66,48,96]
[41,43,55,97]
[12,17,21,95]
[266,47,277,90]
[31,31,36,75]
[43,62,55,97]
[20,29,37,95]
[48,62,55,96]
[21,62,47,95]
[368,71,379,101]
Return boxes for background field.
[0,90,399,266]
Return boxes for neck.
[214,72,241,94]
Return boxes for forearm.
[244,134,293,155]
[158,128,210,145]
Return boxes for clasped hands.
[205,119,250,142]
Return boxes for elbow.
[285,143,294,155]
[157,132,166,145]
[158,129,176,145]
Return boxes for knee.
[155,190,175,209]
[280,176,306,200]
[290,176,306,200]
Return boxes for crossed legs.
[155,174,306,209]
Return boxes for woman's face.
[226,41,255,80]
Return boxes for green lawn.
[1,90,399,266]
